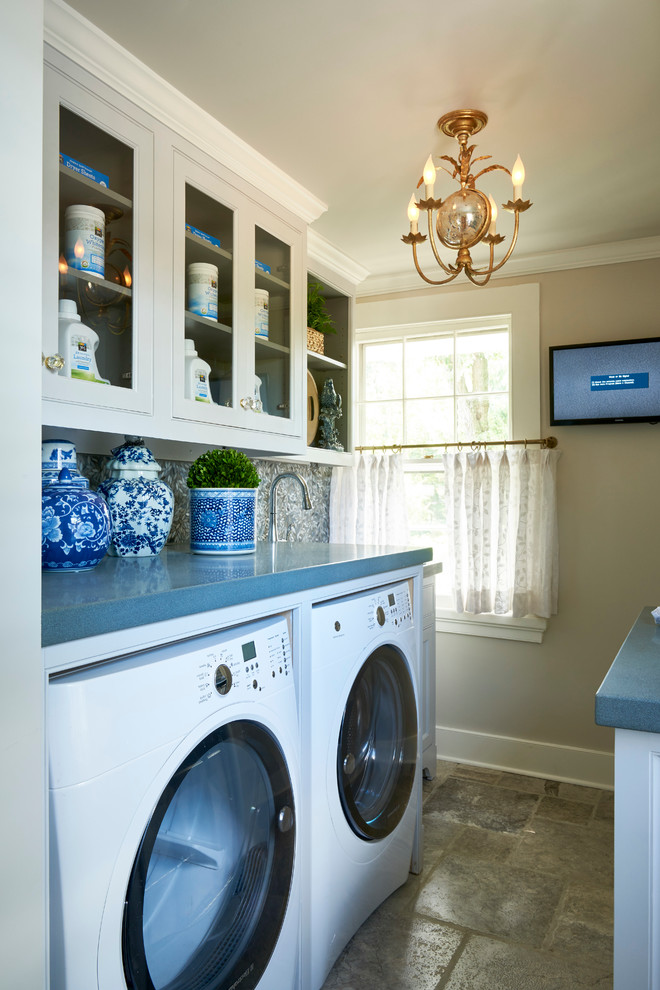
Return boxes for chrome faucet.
[268,472,312,542]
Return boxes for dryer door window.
[122,719,295,990]
[337,644,417,841]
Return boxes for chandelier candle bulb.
[407,195,420,234]
[423,155,436,199]
[512,155,525,199]
[488,195,498,236]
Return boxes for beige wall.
[358,258,660,784]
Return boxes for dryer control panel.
[366,583,413,634]
[314,581,414,646]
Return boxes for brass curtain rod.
[356,436,558,453]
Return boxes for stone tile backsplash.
[79,453,333,544]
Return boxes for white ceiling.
[63,0,660,284]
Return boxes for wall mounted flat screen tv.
[550,337,660,425]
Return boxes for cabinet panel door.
[171,150,305,441]
[250,209,305,438]
[171,150,242,427]
[42,58,154,420]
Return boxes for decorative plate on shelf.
[307,370,319,445]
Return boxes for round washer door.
[337,644,417,841]
[122,719,295,990]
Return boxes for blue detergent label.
[590,372,649,391]
[186,224,221,249]
[60,154,109,188]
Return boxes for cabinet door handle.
[43,353,65,372]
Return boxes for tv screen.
[550,337,660,425]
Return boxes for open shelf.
[306,349,347,372]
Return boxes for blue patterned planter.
[189,488,258,554]
[42,468,112,571]
[98,437,174,557]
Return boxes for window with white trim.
[354,284,543,641]
[356,315,510,604]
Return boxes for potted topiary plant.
[307,281,336,356]
[187,447,261,554]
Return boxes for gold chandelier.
[402,109,531,286]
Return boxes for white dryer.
[48,614,300,990]
[306,581,421,990]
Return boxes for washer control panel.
[194,615,292,706]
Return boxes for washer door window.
[123,719,295,990]
[338,644,417,841]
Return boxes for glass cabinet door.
[42,61,154,416]
[173,150,304,440]
[184,182,235,409]
[254,226,292,423]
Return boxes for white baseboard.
[436,725,614,790]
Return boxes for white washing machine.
[48,613,300,990]
[306,580,421,990]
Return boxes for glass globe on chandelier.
[402,109,532,286]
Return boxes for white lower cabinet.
[613,728,660,990]
[422,574,438,779]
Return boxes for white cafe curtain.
[329,452,409,545]
[443,446,560,619]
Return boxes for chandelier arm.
[471,163,511,183]
[411,242,462,286]
[465,270,493,287]
[482,209,521,274]
[468,211,521,278]
[425,210,457,275]
[465,240,495,286]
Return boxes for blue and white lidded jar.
[98,437,174,557]
[42,438,87,488]
[189,488,257,555]
[42,468,112,571]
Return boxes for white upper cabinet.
[40,2,371,462]
[42,56,155,422]
[41,30,314,457]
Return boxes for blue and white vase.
[189,488,258,555]
[42,438,87,488]
[98,437,174,557]
[42,468,112,571]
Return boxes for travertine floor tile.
[442,934,612,989]
[321,913,463,990]
[512,818,613,883]
[424,776,539,833]
[415,856,564,946]
[535,795,595,825]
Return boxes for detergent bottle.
[184,338,213,403]
[57,299,110,384]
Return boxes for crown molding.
[357,235,660,297]
[43,0,327,226]
[307,230,370,287]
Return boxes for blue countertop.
[42,542,433,647]
[596,607,660,733]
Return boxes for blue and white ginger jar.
[189,488,257,555]
[42,438,87,488]
[42,468,112,571]
[99,437,174,557]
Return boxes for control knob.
[214,664,232,696]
